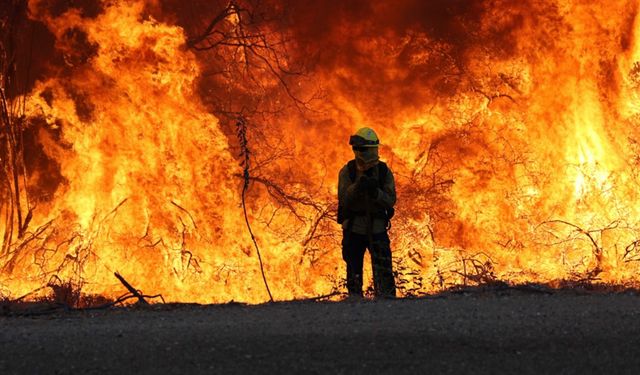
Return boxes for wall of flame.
[2,0,640,303]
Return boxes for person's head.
[349,127,380,170]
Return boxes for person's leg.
[343,231,367,296]
[370,232,396,297]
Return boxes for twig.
[295,291,343,302]
[1,292,165,317]
[114,272,148,305]
[171,200,197,229]
[187,3,236,48]
[540,219,607,277]
[236,117,274,302]
[10,285,48,302]
[81,293,165,310]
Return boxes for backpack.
[337,160,395,227]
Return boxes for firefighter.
[337,127,396,298]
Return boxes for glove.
[361,176,378,198]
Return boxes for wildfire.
[2,0,640,304]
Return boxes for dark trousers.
[342,230,396,297]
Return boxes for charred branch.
[186,3,237,48]
[171,200,198,229]
[537,219,624,278]
[1,2,32,259]
[114,272,149,306]
[237,117,274,302]
[623,239,640,263]
[188,0,310,112]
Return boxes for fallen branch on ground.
[114,272,149,305]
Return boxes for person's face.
[353,146,379,166]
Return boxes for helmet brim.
[349,135,379,147]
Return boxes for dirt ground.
[2,291,640,374]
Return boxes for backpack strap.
[376,161,394,229]
[347,159,357,182]
[377,161,388,189]
[338,160,358,225]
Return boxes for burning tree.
[1,1,35,289]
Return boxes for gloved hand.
[358,176,378,198]
[355,176,368,192]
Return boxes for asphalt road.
[2,292,640,374]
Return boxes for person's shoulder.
[342,159,357,169]
[339,161,352,176]
[378,160,393,172]
[378,161,395,180]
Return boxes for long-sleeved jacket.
[338,161,396,235]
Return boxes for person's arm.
[338,166,362,212]
[375,167,396,209]
[338,166,350,208]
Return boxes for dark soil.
[2,291,640,374]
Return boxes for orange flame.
[3,0,640,303]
